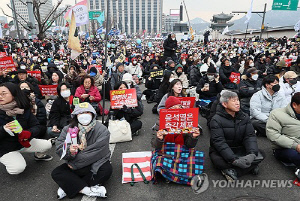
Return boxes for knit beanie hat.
[207,66,217,73]
[165,96,181,109]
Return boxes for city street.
[0,86,299,201]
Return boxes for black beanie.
[207,66,216,73]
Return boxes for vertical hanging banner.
[64,0,89,27]
[68,10,82,60]
[272,0,299,10]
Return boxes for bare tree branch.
[0,8,31,31]
[18,0,27,6]
[6,4,29,25]
[44,6,69,31]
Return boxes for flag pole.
[102,0,110,124]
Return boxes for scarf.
[29,93,37,116]
[77,119,97,150]
[0,101,24,117]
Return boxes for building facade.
[210,12,234,31]
[163,15,180,33]
[12,0,53,30]
[88,0,163,35]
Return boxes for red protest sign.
[285,59,293,67]
[0,52,6,58]
[38,85,57,96]
[159,108,199,130]
[110,88,138,109]
[90,64,102,74]
[181,53,188,60]
[0,56,16,72]
[177,97,196,108]
[27,71,41,82]
[229,72,241,84]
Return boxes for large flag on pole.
[68,11,82,60]
[245,0,254,24]
[64,0,89,27]
[222,26,229,35]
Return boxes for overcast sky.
[0,0,279,22]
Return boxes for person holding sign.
[108,81,143,135]
[0,83,52,175]
[210,91,263,181]
[219,59,239,89]
[52,103,112,199]
[48,83,74,138]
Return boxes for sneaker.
[221,169,238,182]
[34,154,53,161]
[49,137,57,145]
[295,168,300,179]
[251,165,259,175]
[57,187,67,200]
[90,185,107,198]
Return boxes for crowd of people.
[1,33,300,198]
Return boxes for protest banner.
[229,72,241,84]
[285,58,293,67]
[90,64,102,74]
[39,85,58,96]
[177,97,196,108]
[0,52,6,58]
[159,108,199,130]
[0,56,16,72]
[150,69,164,78]
[110,88,138,109]
[27,71,41,81]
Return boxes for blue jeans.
[273,148,300,167]
[47,127,61,138]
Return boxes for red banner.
[285,59,293,67]
[110,88,138,109]
[90,64,102,74]
[181,53,188,60]
[39,85,58,96]
[27,71,41,82]
[177,97,196,108]
[159,108,199,130]
[229,72,241,84]
[0,56,16,72]
[0,52,6,58]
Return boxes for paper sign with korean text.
[159,108,199,130]
[150,69,164,78]
[177,97,196,108]
[229,72,241,84]
[27,71,41,82]
[0,52,6,58]
[39,85,58,96]
[0,56,16,72]
[110,88,138,109]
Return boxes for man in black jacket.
[163,33,178,62]
[209,91,263,181]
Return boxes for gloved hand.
[240,154,256,164]
[232,154,256,169]
[18,130,31,148]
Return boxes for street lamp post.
[10,0,21,39]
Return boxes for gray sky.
[0,0,278,22]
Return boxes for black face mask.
[272,84,280,92]
[290,79,297,85]
[22,89,32,96]
[176,72,182,77]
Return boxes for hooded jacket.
[172,65,189,88]
[210,104,258,163]
[250,87,288,122]
[56,103,110,174]
[266,104,300,150]
[163,34,177,57]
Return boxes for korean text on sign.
[0,56,16,72]
[177,97,196,108]
[27,71,41,81]
[159,108,199,130]
[110,88,138,109]
[39,85,58,96]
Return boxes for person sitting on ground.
[157,79,184,113]
[219,59,239,89]
[0,82,52,175]
[266,92,300,180]
[143,64,161,102]
[110,62,126,90]
[48,83,74,138]
[172,64,189,94]
[107,81,143,135]
[281,71,300,102]
[51,103,112,199]
[250,75,288,136]
[88,67,105,93]
[239,67,262,116]
[122,73,142,100]
[210,91,263,181]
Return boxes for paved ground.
[1,86,300,201]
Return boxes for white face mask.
[169,78,175,83]
[20,65,26,69]
[172,38,176,41]
[241,61,245,65]
[249,63,254,67]
[61,90,71,98]
[207,75,215,82]
[252,74,259,81]
[133,61,137,64]
[78,113,92,126]
[182,61,186,65]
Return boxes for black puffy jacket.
[210,105,258,163]
[219,64,237,85]
[196,76,223,99]
[239,78,262,115]
[163,34,177,57]
[35,98,47,126]
[190,65,202,86]
[48,96,72,129]
[0,109,40,157]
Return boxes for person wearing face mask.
[219,59,239,89]
[281,71,300,102]
[157,79,184,113]
[255,54,267,74]
[250,75,288,137]
[239,59,254,75]
[48,83,74,138]
[65,66,79,95]
[189,59,202,86]
[266,92,300,180]
[239,68,263,116]
[124,58,143,78]
[52,103,112,199]
[88,67,104,92]
[196,66,223,101]
[172,64,189,90]
[110,62,127,90]
[122,73,142,100]
[144,64,161,102]
[163,33,178,62]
